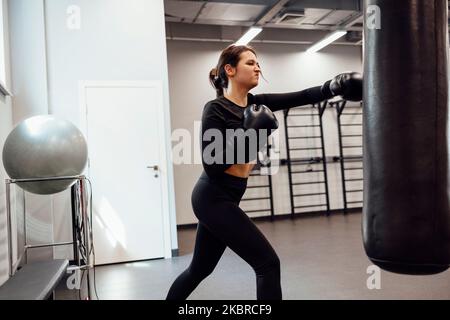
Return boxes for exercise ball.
[2,115,88,195]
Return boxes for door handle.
[147,165,159,178]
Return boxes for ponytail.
[209,68,224,98]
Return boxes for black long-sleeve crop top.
[200,84,334,178]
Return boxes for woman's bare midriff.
[224,163,256,178]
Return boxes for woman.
[166,44,362,300]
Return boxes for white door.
[84,83,165,265]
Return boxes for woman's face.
[226,50,261,90]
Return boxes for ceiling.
[164,0,364,46]
[164,0,450,47]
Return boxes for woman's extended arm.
[251,72,363,112]
[251,83,333,112]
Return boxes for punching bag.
[363,0,450,274]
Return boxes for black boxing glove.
[322,72,363,101]
[243,104,279,131]
[233,104,278,163]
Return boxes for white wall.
[0,0,14,286]
[43,0,177,257]
[6,0,178,266]
[167,40,363,225]
[8,0,55,263]
[8,0,49,121]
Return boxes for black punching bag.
[363,0,450,275]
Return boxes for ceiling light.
[234,27,263,46]
[306,30,348,53]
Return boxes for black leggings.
[166,171,282,300]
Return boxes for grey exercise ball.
[2,115,88,195]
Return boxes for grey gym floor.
[55,212,450,300]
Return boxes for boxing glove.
[322,72,363,101]
[243,104,279,131]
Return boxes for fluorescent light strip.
[306,30,348,53]
[234,27,263,46]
